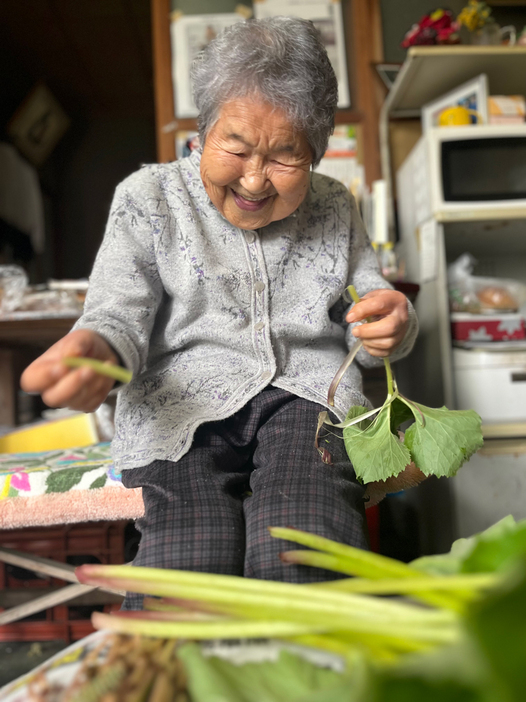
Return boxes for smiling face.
[200,98,313,230]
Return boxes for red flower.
[432,13,454,30]
[437,26,459,42]
[419,15,434,29]
[401,9,460,47]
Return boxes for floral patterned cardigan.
[73,150,418,472]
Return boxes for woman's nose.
[240,159,269,193]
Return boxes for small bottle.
[373,242,398,281]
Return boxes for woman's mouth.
[231,189,272,212]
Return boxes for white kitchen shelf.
[380,46,526,196]
[383,45,526,544]
[436,207,526,223]
[385,45,526,117]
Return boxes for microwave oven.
[396,125,526,224]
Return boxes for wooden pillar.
[0,348,18,427]
[151,0,176,162]
[347,0,384,185]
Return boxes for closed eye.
[271,159,297,167]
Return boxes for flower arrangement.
[458,1,494,32]
[401,9,460,48]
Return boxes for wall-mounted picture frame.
[170,12,247,118]
[421,74,489,132]
[254,0,350,108]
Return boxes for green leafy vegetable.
[75,524,506,664]
[272,526,486,611]
[412,516,526,577]
[403,403,484,478]
[466,562,526,702]
[73,518,526,702]
[178,644,347,702]
[343,405,412,483]
[67,515,526,702]
[371,674,484,702]
[326,286,484,484]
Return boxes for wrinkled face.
[200,98,313,230]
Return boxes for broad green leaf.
[343,405,412,483]
[388,397,414,434]
[461,521,526,575]
[385,638,491,692]
[178,643,348,702]
[343,405,373,429]
[411,516,523,576]
[371,635,499,702]
[372,675,484,702]
[373,672,484,702]
[403,403,483,478]
[467,563,526,702]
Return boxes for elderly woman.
[22,17,417,607]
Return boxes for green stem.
[384,357,394,397]
[269,527,469,610]
[78,568,454,624]
[94,605,457,646]
[347,285,395,398]
[270,527,421,580]
[327,341,364,406]
[347,285,362,306]
[320,573,497,595]
[281,551,464,612]
[324,285,369,406]
[92,612,318,640]
[63,356,132,384]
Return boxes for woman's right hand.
[21,329,120,413]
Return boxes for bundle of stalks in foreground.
[63,634,188,702]
[76,527,500,666]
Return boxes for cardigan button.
[254,321,265,331]
[254,281,265,292]
[245,231,256,244]
[260,371,272,381]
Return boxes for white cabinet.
[382,46,526,543]
[384,47,526,423]
[452,440,526,538]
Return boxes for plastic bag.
[0,265,28,314]
[18,288,83,315]
[447,253,526,314]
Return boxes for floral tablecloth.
[0,443,144,529]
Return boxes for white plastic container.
[453,347,526,423]
[452,442,526,538]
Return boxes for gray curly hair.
[190,16,338,168]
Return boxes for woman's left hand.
[346,288,409,357]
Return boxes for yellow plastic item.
[0,413,100,453]
[438,106,481,126]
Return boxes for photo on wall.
[254,0,350,108]
[171,11,247,118]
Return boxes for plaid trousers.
[121,386,368,610]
